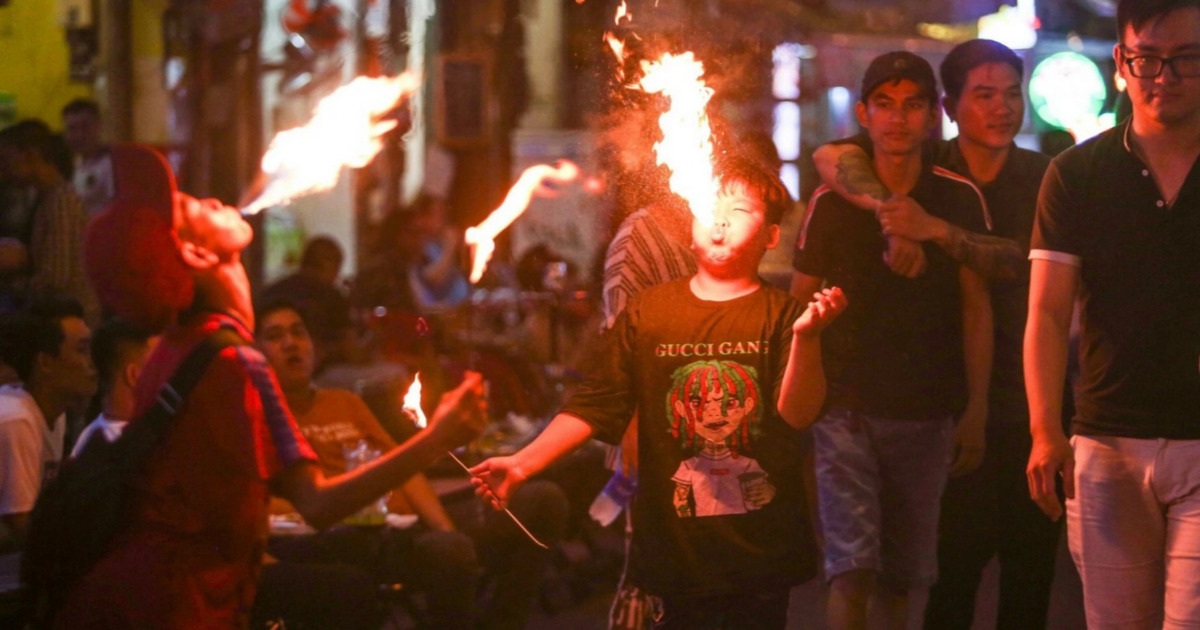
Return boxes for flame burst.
[464,161,581,284]
[403,373,428,429]
[638,52,719,225]
[240,73,419,215]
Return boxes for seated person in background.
[257,297,567,630]
[408,194,470,313]
[261,235,358,371]
[0,121,97,324]
[71,318,158,456]
[0,295,96,548]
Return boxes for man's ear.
[856,100,869,128]
[33,350,55,381]
[178,239,218,270]
[122,361,141,390]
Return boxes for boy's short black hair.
[1118,0,1200,41]
[92,318,154,391]
[0,295,86,382]
[940,39,1023,113]
[714,154,792,226]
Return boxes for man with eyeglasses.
[1025,0,1200,627]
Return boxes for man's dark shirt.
[1031,120,1200,439]
[794,158,990,421]
[937,140,1050,421]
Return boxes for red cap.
[85,144,194,331]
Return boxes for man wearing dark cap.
[791,51,994,629]
[51,144,488,627]
[810,39,1063,629]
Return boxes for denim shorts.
[812,407,954,590]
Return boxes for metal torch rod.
[445,451,549,549]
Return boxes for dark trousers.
[923,420,1062,630]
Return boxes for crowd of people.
[1,0,1199,628]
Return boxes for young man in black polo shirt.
[791,51,994,630]
[1026,0,1200,626]
[811,40,1061,629]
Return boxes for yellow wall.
[0,0,93,127]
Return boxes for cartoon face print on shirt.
[667,360,777,518]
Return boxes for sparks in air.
[464,160,582,284]
[240,73,419,215]
[402,373,428,428]
[637,52,719,226]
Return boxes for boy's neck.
[873,150,923,197]
[689,268,761,302]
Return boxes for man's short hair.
[0,295,85,382]
[300,236,344,271]
[91,318,154,392]
[61,98,100,120]
[1118,0,1200,41]
[940,39,1023,111]
[254,295,310,335]
[714,153,793,226]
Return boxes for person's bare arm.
[878,201,1026,282]
[951,266,993,476]
[778,285,847,429]
[816,142,1024,281]
[470,413,595,510]
[396,473,456,531]
[813,143,927,278]
[273,373,486,530]
[813,143,889,209]
[1024,259,1079,521]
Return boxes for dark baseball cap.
[860,51,939,103]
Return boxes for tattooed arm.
[813,143,926,278]
[813,142,1025,282]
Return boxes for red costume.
[54,313,316,628]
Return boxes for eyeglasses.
[1121,49,1200,78]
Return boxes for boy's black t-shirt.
[793,164,990,420]
[562,278,817,596]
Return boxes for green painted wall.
[0,0,93,127]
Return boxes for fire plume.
[402,373,428,428]
[240,73,419,215]
[464,160,581,284]
[637,52,719,225]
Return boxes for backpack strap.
[110,325,246,466]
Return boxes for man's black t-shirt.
[793,164,990,420]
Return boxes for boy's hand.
[950,406,986,477]
[427,371,488,449]
[793,287,848,338]
[469,456,529,511]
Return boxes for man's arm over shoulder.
[918,168,1025,282]
[812,139,928,278]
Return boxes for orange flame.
[240,73,419,215]
[402,373,427,429]
[638,52,718,225]
[614,0,630,24]
[464,161,581,284]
